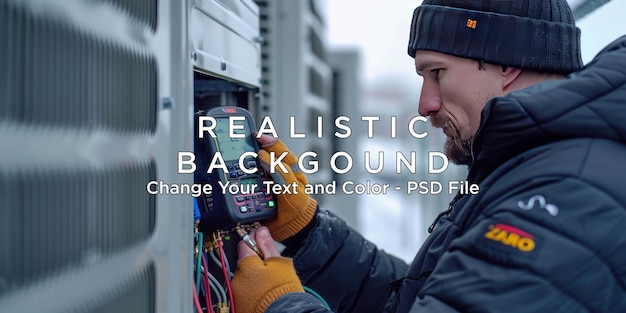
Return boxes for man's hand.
[236,226,280,259]
[232,227,304,313]
[256,134,317,242]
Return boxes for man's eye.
[431,69,441,77]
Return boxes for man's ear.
[501,67,522,91]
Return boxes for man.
[232,0,626,312]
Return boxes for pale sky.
[326,0,423,85]
[576,0,626,63]
[325,0,625,85]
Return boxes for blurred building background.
[254,0,335,209]
[320,0,626,261]
[1,0,624,312]
[249,0,468,262]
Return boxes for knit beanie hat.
[408,0,583,74]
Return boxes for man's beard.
[431,116,473,165]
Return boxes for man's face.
[414,50,505,165]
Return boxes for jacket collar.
[467,35,626,183]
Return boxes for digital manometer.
[194,106,277,233]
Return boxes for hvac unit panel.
[103,0,158,32]
[0,0,159,312]
[0,163,156,292]
[0,2,157,133]
[190,0,261,87]
[89,263,156,313]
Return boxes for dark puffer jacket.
[267,36,626,313]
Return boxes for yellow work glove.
[232,227,305,313]
[258,137,317,242]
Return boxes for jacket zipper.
[428,193,462,233]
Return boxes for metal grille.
[0,0,159,304]
[0,2,157,134]
[255,0,272,106]
[0,162,156,292]
[102,0,158,32]
[88,263,155,313]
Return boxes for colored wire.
[201,274,215,313]
[200,274,209,311]
[204,251,227,303]
[208,271,225,303]
[222,245,232,275]
[210,249,234,280]
[193,282,203,313]
[210,250,222,268]
[195,232,204,294]
[218,238,236,313]
[202,251,214,313]
[303,286,331,310]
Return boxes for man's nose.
[418,80,442,116]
